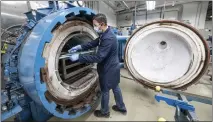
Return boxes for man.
[68,13,127,118]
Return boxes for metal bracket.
[155,94,195,111]
[155,88,212,121]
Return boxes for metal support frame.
[60,58,93,80]
[59,50,95,79]
[133,1,137,28]
[155,88,212,121]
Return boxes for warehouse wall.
[199,21,212,39]
[117,1,209,29]
[87,1,117,27]
[117,13,133,27]
[205,21,212,32]
[1,1,28,29]
[182,1,208,29]
[99,2,117,27]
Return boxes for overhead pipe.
[162,1,166,19]
[120,1,130,10]
[116,3,146,13]
[177,4,183,21]
[117,1,194,14]
[118,7,181,27]
[97,1,100,13]
[135,7,180,16]
[103,1,117,11]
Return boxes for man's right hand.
[68,45,82,53]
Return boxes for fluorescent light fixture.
[146,1,156,11]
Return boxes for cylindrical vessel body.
[18,7,100,119]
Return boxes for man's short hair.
[93,13,107,25]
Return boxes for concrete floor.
[48,68,212,121]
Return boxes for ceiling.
[114,1,178,12]
[107,1,212,21]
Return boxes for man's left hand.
[69,54,79,62]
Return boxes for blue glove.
[68,45,82,53]
[69,54,79,62]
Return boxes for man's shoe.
[94,110,110,118]
[112,105,127,115]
